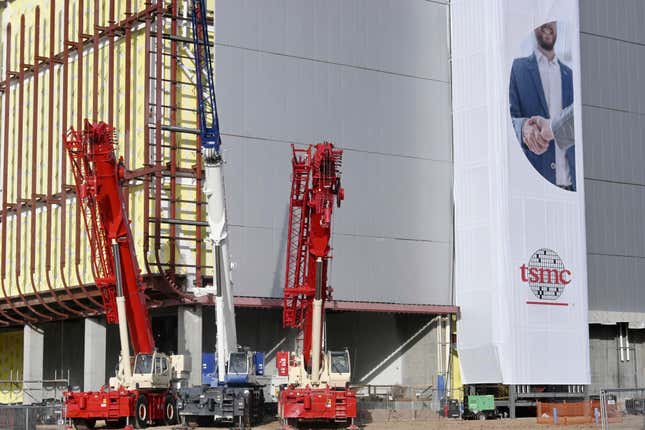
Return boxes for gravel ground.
[133,414,645,430]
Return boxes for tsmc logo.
[520,248,571,301]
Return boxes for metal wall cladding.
[580,0,645,314]
[216,0,453,304]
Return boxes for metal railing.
[599,387,645,430]
[0,402,65,430]
[0,374,69,430]
[352,384,441,423]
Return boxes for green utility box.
[462,394,500,420]
[467,395,495,412]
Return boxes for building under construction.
[0,0,643,421]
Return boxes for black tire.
[163,395,178,425]
[134,394,149,428]
[478,412,486,420]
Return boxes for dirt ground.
[140,415,645,430]
[251,416,645,430]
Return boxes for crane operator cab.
[110,351,190,390]
[131,352,171,389]
[284,348,351,389]
[225,351,264,386]
[327,349,352,388]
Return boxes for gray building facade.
[217,0,454,305]
[581,0,645,392]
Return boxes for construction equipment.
[462,395,501,420]
[175,0,265,426]
[277,144,357,429]
[63,121,188,429]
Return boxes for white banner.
[452,0,590,384]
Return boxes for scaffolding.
[0,0,218,326]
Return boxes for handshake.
[522,116,554,155]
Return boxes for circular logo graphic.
[525,248,570,300]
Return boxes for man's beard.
[537,35,556,51]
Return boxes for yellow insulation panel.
[0,0,213,306]
[0,330,23,404]
[450,315,463,401]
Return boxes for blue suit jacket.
[509,53,575,190]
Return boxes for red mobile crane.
[277,143,357,429]
[63,121,187,429]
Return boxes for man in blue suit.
[510,22,576,191]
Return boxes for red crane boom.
[283,143,344,369]
[65,120,154,354]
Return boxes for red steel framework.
[0,0,210,325]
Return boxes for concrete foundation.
[178,305,203,386]
[83,318,106,391]
[589,324,645,394]
[22,325,44,405]
[42,319,85,391]
[224,308,446,388]
[328,312,444,387]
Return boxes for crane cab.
[131,352,172,389]
[327,349,351,388]
[109,351,189,390]
[285,348,352,389]
[225,351,264,386]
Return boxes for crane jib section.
[65,121,155,354]
[190,0,220,152]
[283,142,344,369]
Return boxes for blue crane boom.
[189,0,221,154]
[177,1,267,426]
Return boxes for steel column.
[15,16,49,321]
[29,7,67,318]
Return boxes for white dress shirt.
[535,49,571,187]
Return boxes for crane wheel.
[134,394,149,428]
[163,395,178,425]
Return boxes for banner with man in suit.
[510,21,576,191]
[452,0,589,385]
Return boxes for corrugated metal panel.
[583,106,645,185]
[216,0,450,82]
[217,0,453,305]
[581,0,645,317]
[217,46,452,161]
